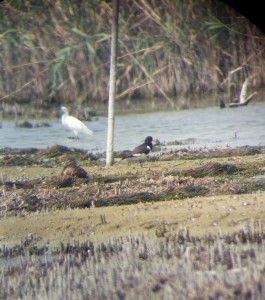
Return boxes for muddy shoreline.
[0,144,265,247]
[1,144,265,299]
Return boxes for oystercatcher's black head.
[144,136,158,148]
[144,136,153,144]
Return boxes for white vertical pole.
[106,0,119,167]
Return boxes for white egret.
[60,106,93,139]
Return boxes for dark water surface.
[1,102,265,152]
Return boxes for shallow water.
[1,102,265,152]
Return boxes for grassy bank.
[1,144,265,298]
[0,144,265,242]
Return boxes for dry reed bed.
[0,0,264,114]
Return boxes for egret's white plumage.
[60,106,93,139]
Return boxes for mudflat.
[1,193,265,247]
[0,145,265,247]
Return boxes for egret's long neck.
[61,109,68,123]
[64,109,69,117]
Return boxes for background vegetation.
[0,0,264,113]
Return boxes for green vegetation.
[0,0,264,115]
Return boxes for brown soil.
[0,145,265,247]
[1,193,265,248]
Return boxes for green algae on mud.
[0,145,265,211]
[0,144,265,249]
[1,145,265,299]
[1,193,265,249]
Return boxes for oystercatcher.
[132,136,156,156]
[118,136,157,159]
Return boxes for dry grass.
[1,145,265,298]
[1,221,265,299]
